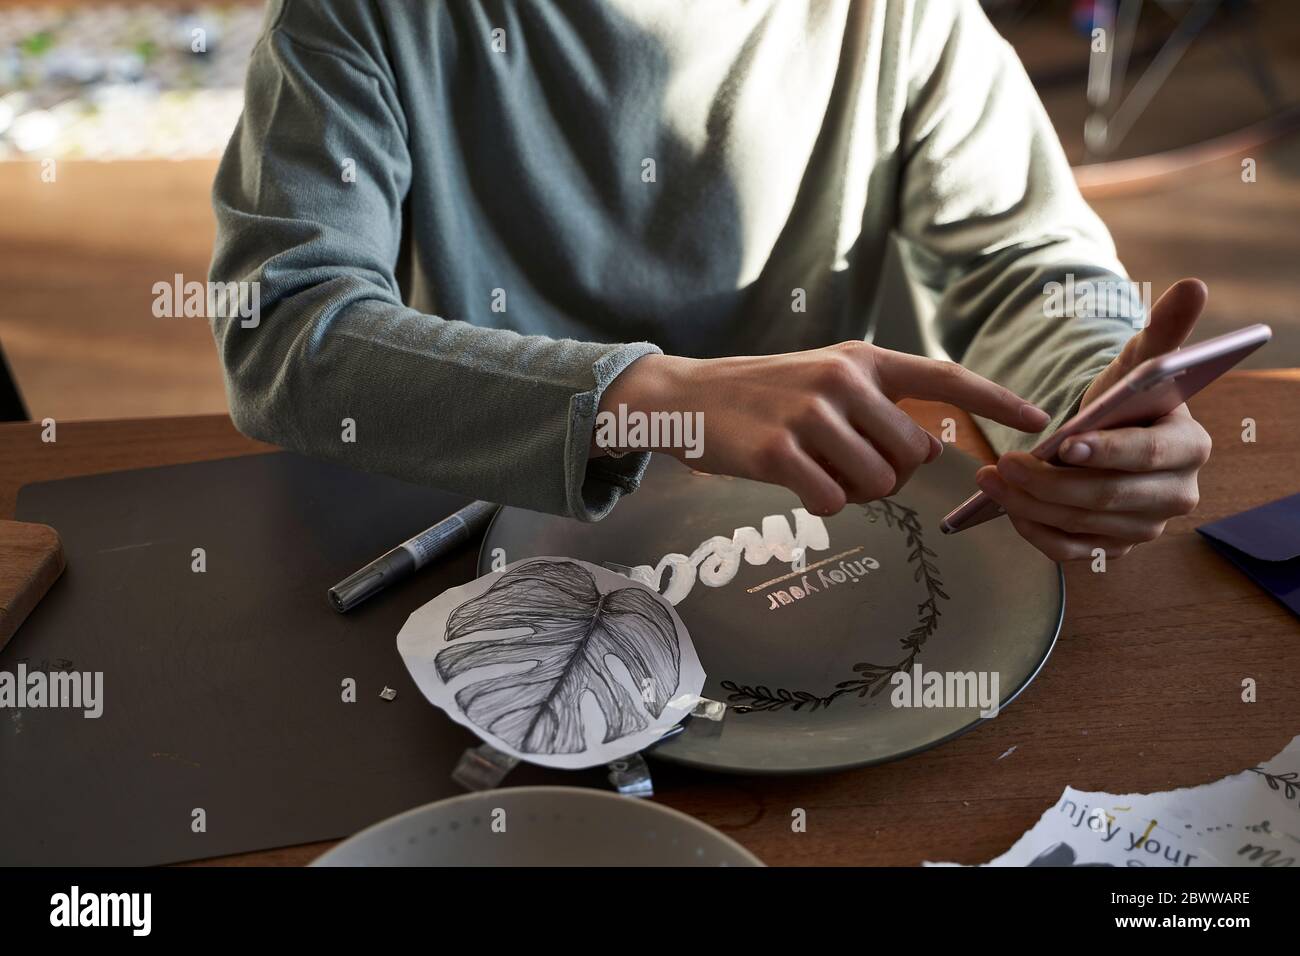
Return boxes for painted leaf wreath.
[435,559,682,756]
[721,498,948,713]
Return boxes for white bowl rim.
[311,785,765,867]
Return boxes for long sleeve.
[208,10,660,521]
[895,0,1144,453]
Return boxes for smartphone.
[940,323,1272,535]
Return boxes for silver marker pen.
[328,500,500,612]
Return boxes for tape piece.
[452,742,520,791]
[607,753,654,798]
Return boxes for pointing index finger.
[874,352,1050,432]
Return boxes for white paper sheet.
[928,735,1300,867]
[397,556,706,770]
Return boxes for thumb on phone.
[1082,277,1208,408]
[1130,277,1208,363]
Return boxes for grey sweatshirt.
[210,0,1140,521]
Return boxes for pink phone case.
[939,323,1272,535]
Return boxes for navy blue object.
[1197,492,1300,620]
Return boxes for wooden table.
[2,370,1297,866]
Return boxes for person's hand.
[974,278,1213,561]
[597,341,1050,516]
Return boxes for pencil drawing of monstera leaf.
[435,559,682,756]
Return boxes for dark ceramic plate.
[478,451,1063,775]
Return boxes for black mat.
[0,452,571,866]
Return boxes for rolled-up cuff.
[564,343,663,522]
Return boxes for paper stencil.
[397,557,706,769]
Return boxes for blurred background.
[0,0,1296,422]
